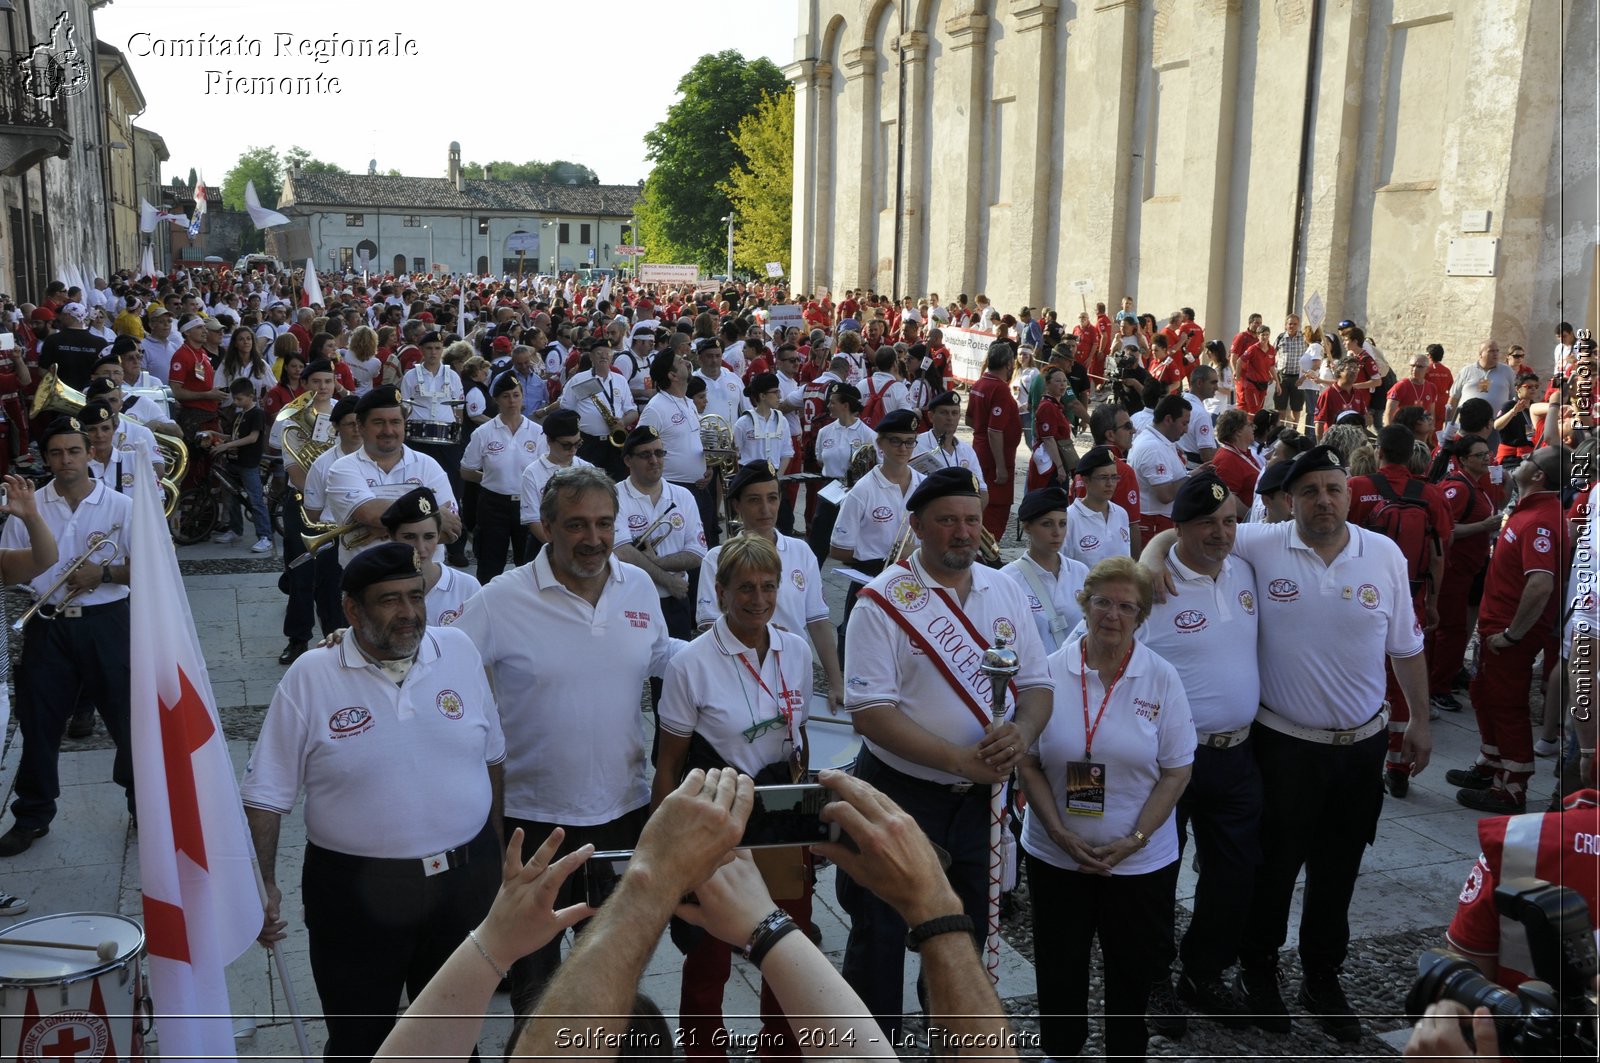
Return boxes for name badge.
[311,412,332,443]
[1064,760,1107,817]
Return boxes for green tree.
[459,159,600,184]
[284,145,346,175]
[636,50,786,270]
[186,166,197,189]
[721,88,793,277]
[220,146,282,212]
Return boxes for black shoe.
[1456,787,1524,814]
[1177,969,1248,1027]
[1453,667,1471,691]
[65,711,95,739]
[277,640,308,665]
[1145,977,1187,1039]
[1384,768,1410,798]
[1297,971,1362,1043]
[1236,967,1291,1034]
[1444,766,1495,790]
[0,825,47,858]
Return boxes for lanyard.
[736,648,790,719]
[1079,638,1134,760]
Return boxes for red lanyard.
[738,650,792,721]
[1079,638,1135,760]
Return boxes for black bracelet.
[742,909,794,963]
[905,913,975,952]
[1500,630,1522,645]
[748,918,801,968]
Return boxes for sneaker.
[1236,967,1291,1034]
[1445,766,1495,790]
[1430,694,1462,714]
[251,537,274,554]
[1298,971,1361,1042]
[1534,737,1561,758]
[211,531,239,545]
[1456,787,1524,814]
[1145,976,1187,1039]
[1384,768,1410,798]
[0,891,27,915]
[1428,700,1441,720]
[1177,969,1248,1027]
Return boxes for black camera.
[1407,877,1597,1060]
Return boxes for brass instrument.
[274,391,350,549]
[699,413,736,472]
[844,441,878,488]
[633,503,679,554]
[566,377,626,448]
[292,522,374,568]
[32,371,185,517]
[13,539,120,631]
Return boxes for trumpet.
[291,522,375,568]
[13,539,121,631]
[633,502,679,554]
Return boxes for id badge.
[1064,760,1107,817]
[311,412,333,443]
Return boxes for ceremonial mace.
[978,635,1020,983]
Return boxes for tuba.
[31,371,185,516]
[699,414,736,473]
[275,391,348,544]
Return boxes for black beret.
[622,424,661,455]
[1285,444,1346,489]
[875,408,919,435]
[355,384,402,416]
[829,382,862,409]
[1018,487,1071,524]
[84,378,118,399]
[906,465,981,513]
[927,390,960,411]
[329,396,360,424]
[1076,445,1116,477]
[1171,472,1230,523]
[744,372,780,400]
[490,372,521,397]
[544,409,580,437]
[379,486,441,531]
[727,461,779,500]
[40,415,86,447]
[1257,459,1294,497]
[418,330,443,346]
[340,541,423,594]
[79,401,114,427]
[304,359,334,378]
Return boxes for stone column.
[785,58,819,294]
[834,46,878,290]
[1006,0,1060,309]
[895,31,929,299]
[1298,0,1371,320]
[934,12,989,298]
[1174,0,1242,333]
[811,62,836,295]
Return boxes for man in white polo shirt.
[1178,365,1218,462]
[1144,444,1429,1044]
[1065,446,1132,568]
[324,386,460,567]
[459,372,543,584]
[637,348,714,546]
[242,543,504,1063]
[1128,394,1192,543]
[449,466,683,1035]
[613,425,707,640]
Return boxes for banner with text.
[943,326,997,386]
[639,263,701,287]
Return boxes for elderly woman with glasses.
[1018,555,1194,1063]
[654,534,814,1059]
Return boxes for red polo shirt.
[1478,491,1567,633]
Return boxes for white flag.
[128,439,261,1061]
[597,274,612,304]
[138,244,160,280]
[303,258,324,308]
[244,180,290,230]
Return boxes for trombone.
[13,539,121,631]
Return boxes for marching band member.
[613,425,707,639]
[806,383,874,562]
[518,410,592,553]
[381,487,480,627]
[294,396,363,655]
[696,462,844,712]
[917,391,988,504]
[0,421,128,857]
[399,332,467,565]
[1065,446,1133,568]
[82,398,159,492]
[637,349,714,548]
[459,373,543,584]
[733,372,793,472]
[560,341,636,480]
[839,466,1053,1036]
[656,534,815,1058]
[277,360,343,664]
[1003,487,1089,653]
[694,338,747,447]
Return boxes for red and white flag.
[128,440,261,1060]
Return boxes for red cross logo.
[431,859,441,870]
[43,1026,91,1059]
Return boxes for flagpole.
[246,851,315,1060]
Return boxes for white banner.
[943,326,995,385]
[768,304,803,336]
[639,263,701,287]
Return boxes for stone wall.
[789,0,1597,375]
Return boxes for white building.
[278,143,642,277]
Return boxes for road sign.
[586,247,596,264]
[615,245,646,256]
[505,232,539,253]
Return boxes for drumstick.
[0,937,119,961]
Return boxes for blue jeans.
[227,461,270,539]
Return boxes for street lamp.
[423,224,433,274]
[719,214,735,280]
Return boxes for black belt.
[27,598,128,622]
[859,746,986,798]
[480,488,520,504]
[306,824,487,879]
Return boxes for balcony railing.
[0,53,70,133]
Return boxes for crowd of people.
[0,262,1593,1061]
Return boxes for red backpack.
[1361,476,1439,597]
[799,378,835,472]
[860,375,888,429]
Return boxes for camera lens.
[1407,949,1524,1031]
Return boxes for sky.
[94,0,798,189]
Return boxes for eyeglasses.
[1087,473,1120,486]
[1115,421,1134,432]
[550,437,580,450]
[1088,594,1140,618]
[881,436,918,449]
[741,714,789,743]
[632,448,667,461]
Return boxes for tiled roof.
[283,172,642,216]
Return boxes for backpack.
[1361,476,1439,596]
[799,378,835,471]
[861,375,889,429]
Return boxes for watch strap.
[905,913,975,952]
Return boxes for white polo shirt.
[617,479,707,597]
[0,480,131,607]
[1022,636,1195,876]
[1179,392,1215,455]
[1064,499,1132,568]
[830,465,924,563]
[301,442,361,519]
[518,455,594,526]
[659,618,813,775]
[734,409,793,470]
[845,553,1053,784]
[1001,554,1088,655]
[694,369,746,431]
[916,431,989,489]
[427,565,480,626]
[1128,428,1187,519]
[1233,521,1423,729]
[816,418,876,480]
[561,368,635,438]
[776,372,805,437]
[448,552,681,825]
[89,421,162,492]
[400,362,465,424]
[1139,552,1260,734]
[638,391,706,484]
[324,445,456,566]
[696,532,828,631]
[864,371,910,416]
[240,627,504,858]
[461,415,545,496]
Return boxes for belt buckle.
[60,605,82,619]
[1333,730,1354,746]
[420,850,451,876]
[949,781,973,795]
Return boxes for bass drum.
[0,912,147,1061]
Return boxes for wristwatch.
[100,563,112,584]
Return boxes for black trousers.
[1241,721,1386,976]
[1026,852,1179,1063]
[836,557,884,666]
[410,436,468,561]
[473,489,529,585]
[1175,740,1264,976]
[578,433,626,481]
[313,543,344,638]
[13,602,134,828]
[281,498,316,643]
[505,806,650,1051]
[674,478,720,549]
[302,823,498,1063]
[806,491,840,565]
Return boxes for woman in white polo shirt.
[380,487,480,627]
[1003,487,1088,654]
[1018,555,1195,1063]
[654,536,814,1057]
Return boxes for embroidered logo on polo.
[1267,578,1299,602]
[886,574,929,611]
[524,440,538,452]
[329,706,373,737]
[670,412,686,425]
[993,617,1016,643]
[1357,584,1380,610]
[624,609,652,629]
[1238,590,1255,614]
[1079,535,1101,551]
[791,569,805,590]
[1533,534,1552,553]
[436,689,464,720]
[438,608,462,625]
[485,441,506,454]
[627,513,648,531]
[992,406,1003,417]
[1026,593,1043,612]
[1174,609,1207,631]
[870,505,894,522]
[670,513,685,529]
